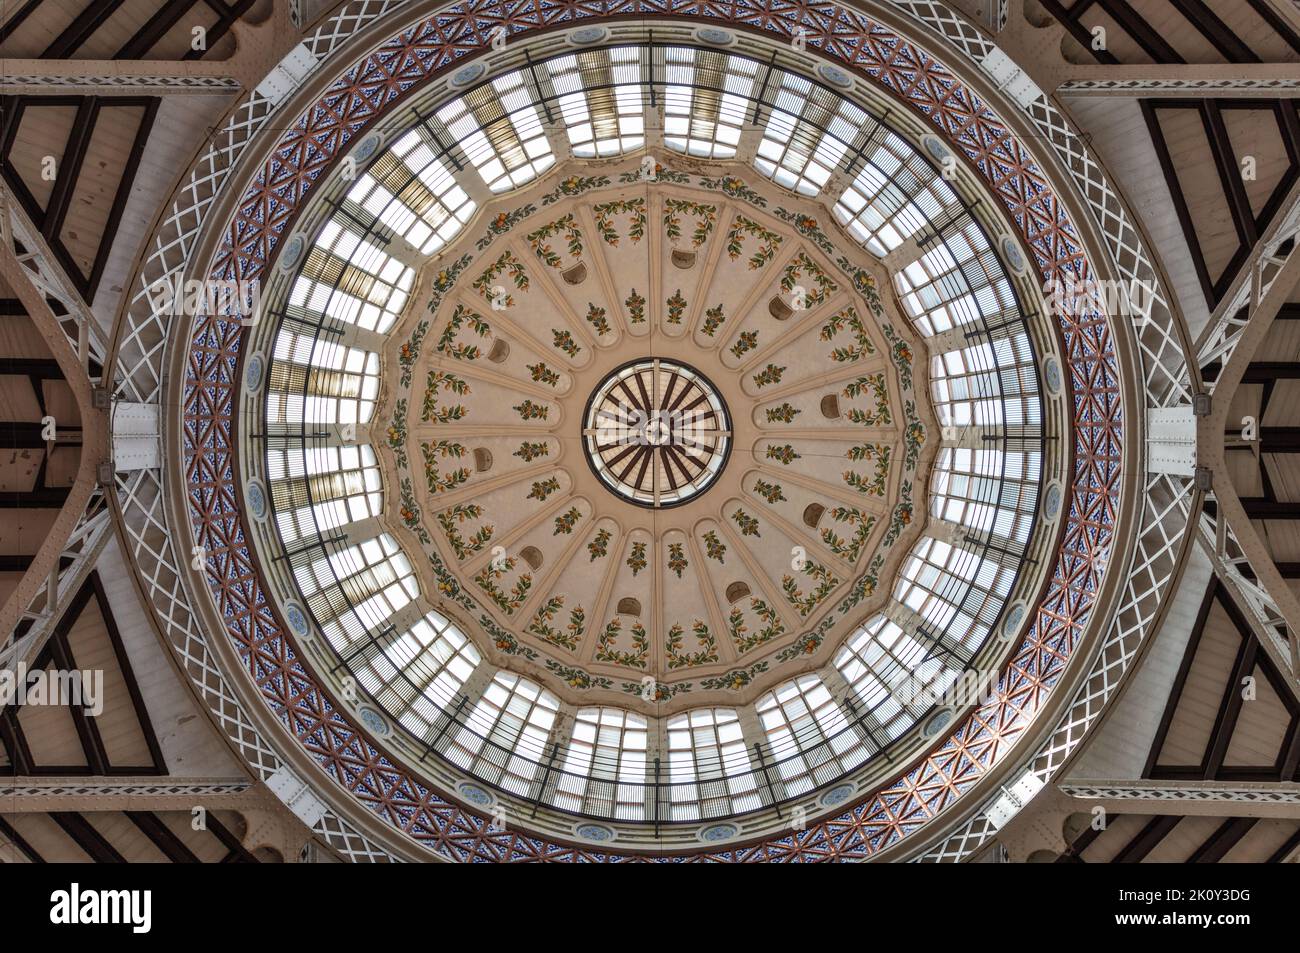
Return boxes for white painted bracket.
[986,771,1046,830]
[265,765,329,829]
[111,402,161,472]
[255,43,319,106]
[979,47,1046,110]
[1148,406,1197,476]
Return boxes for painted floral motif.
[427,253,472,313]
[563,606,587,651]
[781,251,838,307]
[595,617,649,669]
[398,477,429,543]
[821,306,875,362]
[626,541,647,576]
[752,479,786,504]
[665,289,687,325]
[624,288,646,324]
[904,414,926,469]
[473,250,529,308]
[838,255,882,314]
[554,506,582,535]
[822,507,876,562]
[587,528,611,561]
[541,174,610,205]
[437,503,493,560]
[702,530,726,563]
[775,633,823,663]
[663,198,716,246]
[527,476,560,501]
[731,508,760,537]
[527,596,586,651]
[752,363,785,388]
[729,330,758,358]
[422,440,470,494]
[513,441,549,462]
[847,442,889,462]
[476,558,532,615]
[667,542,688,578]
[698,174,766,206]
[545,660,613,690]
[844,374,891,426]
[398,320,428,387]
[765,444,800,465]
[726,215,782,268]
[773,207,835,256]
[880,321,914,390]
[386,399,408,467]
[528,362,560,387]
[700,304,726,337]
[480,614,539,660]
[765,402,800,424]
[700,662,769,692]
[621,679,691,702]
[422,371,469,423]
[884,492,914,547]
[435,569,461,601]
[527,213,583,267]
[782,561,839,618]
[730,600,786,653]
[666,620,718,669]
[617,164,688,185]
[552,329,581,357]
[844,443,890,496]
[435,304,490,361]
[592,198,646,245]
[513,399,550,421]
[476,204,535,250]
[585,303,612,336]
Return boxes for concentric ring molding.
[158,1,1138,862]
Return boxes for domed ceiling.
[231,19,1071,845]
[20,0,1300,878]
[380,163,932,708]
[134,2,1144,862]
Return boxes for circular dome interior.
[216,18,1090,855]
[28,0,1284,877]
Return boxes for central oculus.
[582,358,731,508]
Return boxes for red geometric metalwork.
[183,1,1122,861]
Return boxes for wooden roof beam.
[1112,815,1184,863]
[1239,499,1300,519]
[49,812,124,863]
[1187,817,1256,862]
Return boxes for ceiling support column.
[1196,188,1300,688]
[0,189,111,671]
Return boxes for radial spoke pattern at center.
[583,359,731,508]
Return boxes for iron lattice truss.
[178,1,1122,861]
